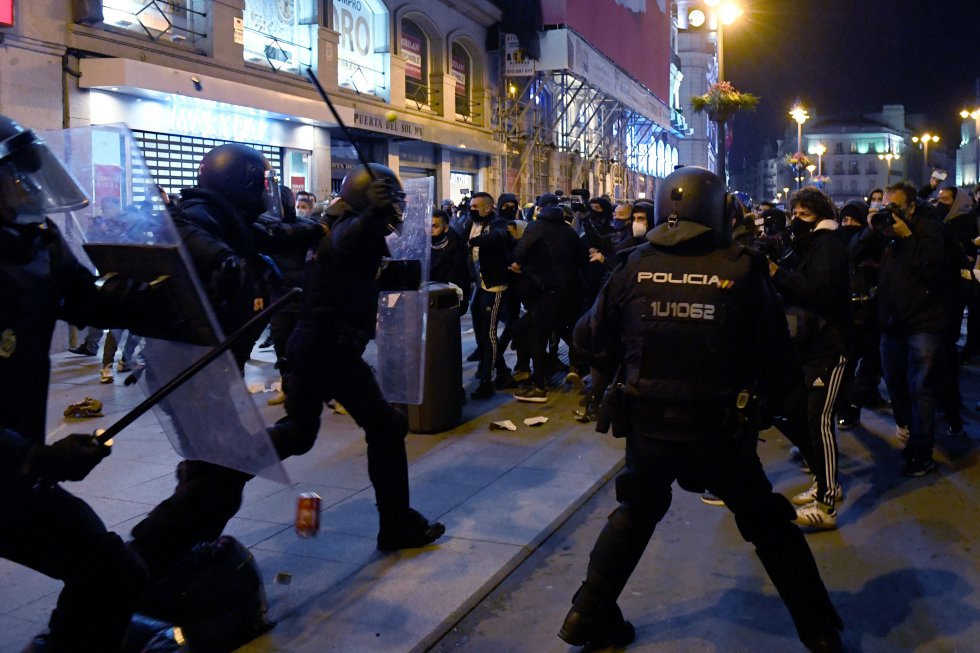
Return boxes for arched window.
[670,146,678,172]
[656,141,665,177]
[401,19,429,107]
[451,42,472,117]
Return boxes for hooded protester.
[837,199,868,245]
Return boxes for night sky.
[724,0,980,166]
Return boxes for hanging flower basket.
[691,81,760,123]
[785,152,812,168]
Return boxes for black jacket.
[468,215,515,289]
[876,204,952,335]
[771,220,850,361]
[512,209,588,291]
[176,189,322,361]
[575,223,800,419]
[303,202,391,346]
[430,228,471,304]
[0,220,147,478]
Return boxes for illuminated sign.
[333,0,389,99]
[0,0,13,27]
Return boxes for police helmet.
[654,166,729,239]
[339,163,407,233]
[0,114,89,224]
[198,144,275,219]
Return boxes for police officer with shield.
[559,167,843,652]
[270,163,445,551]
[0,115,151,652]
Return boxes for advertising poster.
[505,33,534,76]
[93,164,123,208]
[452,54,467,98]
[402,32,423,80]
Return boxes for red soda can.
[295,492,321,537]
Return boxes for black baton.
[95,287,302,445]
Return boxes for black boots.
[558,584,636,648]
[377,508,446,551]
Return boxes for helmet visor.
[0,130,89,216]
[261,169,282,219]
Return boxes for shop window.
[131,130,282,199]
[90,0,208,46]
[242,0,316,75]
[451,43,474,119]
[402,19,430,109]
[333,0,389,98]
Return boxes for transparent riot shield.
[374,176,433,404]
[41,124,287,483]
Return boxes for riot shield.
[41,124,287,483]
[374,176,433,404]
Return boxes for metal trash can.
[400,283,463,433]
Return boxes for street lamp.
[782,186,790,206]
[789,104,809,154]
[806,164,816,181]
[814,143,826,177]
[961,108,980,186]
[911,132,940,184]
[878,152,897,182]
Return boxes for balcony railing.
[102,0,208,46]
[243,26,312,75]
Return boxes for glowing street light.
[789,104,809,154]
[911,133,940,183]
[878,152,898,182]
[814,143,826,177]
[961,108,980,186]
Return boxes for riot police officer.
[129,144,324,582]
[0,115,148,652]
[270,163,445,550]
[559,167,843,653]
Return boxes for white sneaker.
[896,426,910,444]
[100,366,114,384]
[791,482,844,506]
[793,501,837,530]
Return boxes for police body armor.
[621,242,757,441]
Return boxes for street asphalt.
[1,318,977,653]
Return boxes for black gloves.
[29,434,111,483]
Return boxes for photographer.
[769,187,850,530]
[875,182,954,476]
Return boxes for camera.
[869,206,897,230]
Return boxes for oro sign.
[333,0,389,98]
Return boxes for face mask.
[632,221,648,238]
[839,224,863,240]
[296,208,310,219]
[790,217,816,241]
[499,206,517,220]
[613,218,629,229]
[469,207,485,222]
[869,200,881,211]
[936,203,951,219]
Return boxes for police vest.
[620,243,757,409]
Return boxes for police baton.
[94,287,303,445]
[304,67,377,182]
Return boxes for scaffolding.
[494,68,674,202]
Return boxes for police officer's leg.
[560,440,672,647]
[709,442,842,649]
[132,326,327,581]
[1,484,147,652]
[328,350,444,548]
